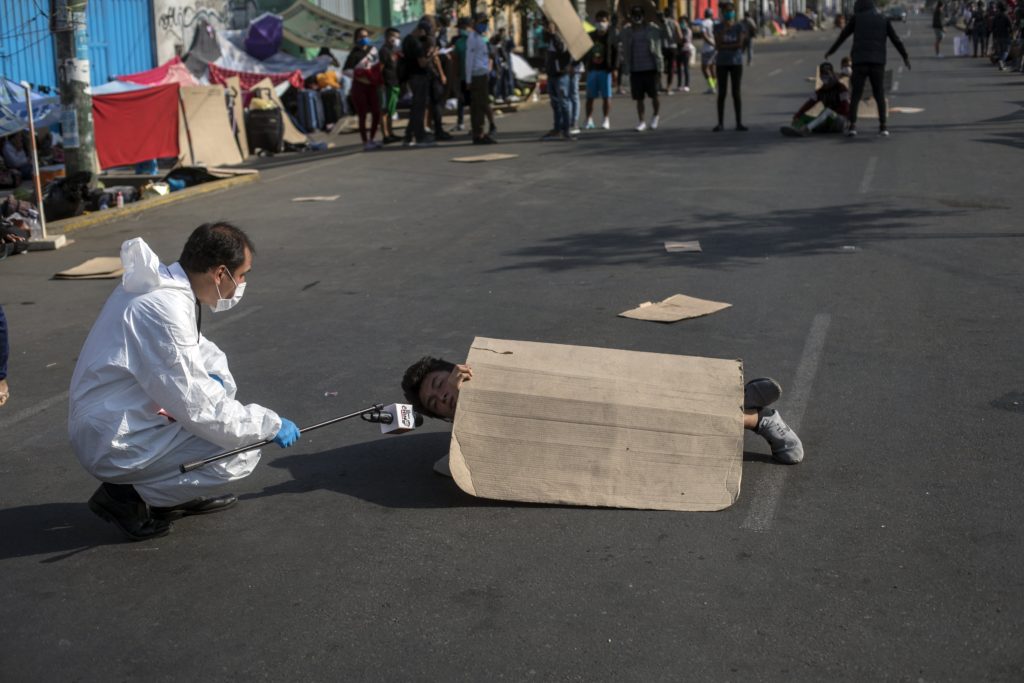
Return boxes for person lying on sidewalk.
[780,61,851,137]
[401,357,804,464]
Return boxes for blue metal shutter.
[0,0,58,90]
[86,0,154,84]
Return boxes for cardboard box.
[535,0,594,62]
[449,337,744,512]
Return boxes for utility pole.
[51,0,98,187]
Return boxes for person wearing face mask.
[379,27,403,143]
[619,4,665,131]
[584,10,616,129]
[343,27,384,151]
[711,2,751,132]
[69,224,300,541]
[780,61,851,137]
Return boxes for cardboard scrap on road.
[53,257,123,280]
[619,294,731,323]
[664,240,702,253]
[889,106,924,114]
[292,195,340,202]
[449,337,744,511]
[451,153,519,163]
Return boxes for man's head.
[630,4,646,24]
[417,15,436,36]
[385,26,400,44]
[595,9,611,31]
[720,1,736,20]
[457,15,472,31]
[819,61,836,82]
[704,7,714,18]
[179,222,255,311]
[473,12,489,33]
[402,356,457,419]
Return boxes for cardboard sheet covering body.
[449,337,744,512]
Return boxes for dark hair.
[385,26,400,35]
[179,222,255,274]
[473,12,488,23]
[457,16,472,28]
[401,356,455,419]
[596,10,610,20]
[355,26,369,38]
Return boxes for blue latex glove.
[209,373,224,387]
[272,418,300,448]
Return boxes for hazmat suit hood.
[120,237,191,295]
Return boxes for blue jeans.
[548,72,570,133]
[569,71,581,127]
[0,305,8,381]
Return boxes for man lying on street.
[401,356,804,464]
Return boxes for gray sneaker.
[744,377,781,409]
[755,408,804,464]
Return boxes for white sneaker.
[569,127,581,135]
[878,128,890,137]
[650,115,660,130]
[454,123,466,131]
[585,118,595,129]
[602,117,611,130]
[391,112,399,121]
[635,120,647,131]
[683,85,690,92]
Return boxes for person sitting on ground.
[780,61,851,137]
[1,132,34,179]
[401,357,805,464]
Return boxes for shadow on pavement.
[487,201,985,273]
[244,430,786,508]
[0,502,119,562]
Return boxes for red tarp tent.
[116,56,199,87]
[92,83,181,169]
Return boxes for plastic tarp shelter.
[280,0,381,51]
[0,78,61,137]
[215,27,333,78]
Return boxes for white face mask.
[210,269,245,313]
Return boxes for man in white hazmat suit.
[69,223,301,541]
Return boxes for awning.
[280,0,381,51]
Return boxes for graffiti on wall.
[154,0,257,59]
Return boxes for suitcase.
[320,88,345,125]
[245,108,284,155]
[295,89,325,132]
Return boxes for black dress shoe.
[151,493,238,521]
[472,135,498,145]
[435,131,454,141]
[88,484,171,541]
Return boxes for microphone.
[362,403,424,434]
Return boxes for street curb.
[50,172,261,236]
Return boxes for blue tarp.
[0,78,62,137]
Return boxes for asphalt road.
[2,16,1023,681]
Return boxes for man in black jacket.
[826,0,911,137]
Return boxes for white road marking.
[0,390,69,430]
[741,313,831,533]
[859,156,878,194]
[769,68,782,76]
[794,58,804,65]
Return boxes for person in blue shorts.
[584,10,617,130]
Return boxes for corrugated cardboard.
[535,0,594,62]
[451,153,519,163]
[449,337,744,511]
[177,86,245,168]
[664,240,702,253]
[54,257,123,279]
[619,293,731,322]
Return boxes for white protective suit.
[68,238,281,506]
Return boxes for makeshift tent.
[787,13,815,30]
[90,80,149,95]
[246,13,285,60]
[280,0,380,51]
[115,56,199,87]
[216,27,332,78]
[178,86,245,167]
[92,83,181,169]
[0,78,61,137]
[184,20,222,78]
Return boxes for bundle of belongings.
[0,195,40,259]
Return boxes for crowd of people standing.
[935,0,1024,71]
